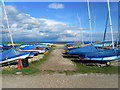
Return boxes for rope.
[77,13,84,45]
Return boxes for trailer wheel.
[105,61,111,66]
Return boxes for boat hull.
[0,53,29,64]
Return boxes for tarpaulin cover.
[0,48,29,61]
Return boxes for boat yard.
[1,44,119,88]
[1,0,120,89]
[1,43,118,88]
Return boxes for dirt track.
[39,44,76,71]
[2,44,119,88]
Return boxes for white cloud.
[2,6,77,41]
[2,5,112,42]
[40,18,66,26]
[66,30,77,35]
[48,3,64,9]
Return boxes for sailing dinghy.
[19,47,46,54]
[1,0,30,65]
[0,48,29,64]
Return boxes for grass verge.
[2,47,54,75]
[61,63,119,75]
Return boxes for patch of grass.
[76,63,118,74]
[2,47,54,75]
[41,70,56,74]
[61,62,119,75]
[1,68,17,74]
[57,71,64,74]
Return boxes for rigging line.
[107,0,115,49]
[116,34,118,47]
[77,13,84,45]
[87,0,92,44]
[93,16,96,42]
[1,15,11,44]
[103,12,109,47]
[0,12,2,44]
[2,23,11,44]
[0,10,3,44]
[2,0,14,48]
[72,14,79,46]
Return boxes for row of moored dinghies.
[64,0,120,66]
[1,0,53,66]
[0,43,53,66]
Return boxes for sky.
[1,2,118,42]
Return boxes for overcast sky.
[1,2,118,42]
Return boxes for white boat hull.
[19,49,45,54]
[0,53,29,64]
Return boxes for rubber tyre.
[105,61,111,66]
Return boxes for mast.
[0,11,2,44]
[118,2,120,44]
[2,0,14,47]
[107,0,115,49]
[77,13,84,45]
[103,12,109,46]
[93,16,96,42]
[87,0,92,44]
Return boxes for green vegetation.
[2,47,54,75]
[61,63,118,75]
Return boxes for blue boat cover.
[0,50,3,53]
[20,47,47,52]
[29,51,39,56]
[0,48,29,61]
[0,46,13,49]
[66,45,120,61]
[0,45,21,49]
[85,49,120,58]
[67,45,98,55]
[25,46,50,50]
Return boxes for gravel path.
[2,74,118,88]
[39,44,76,71]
